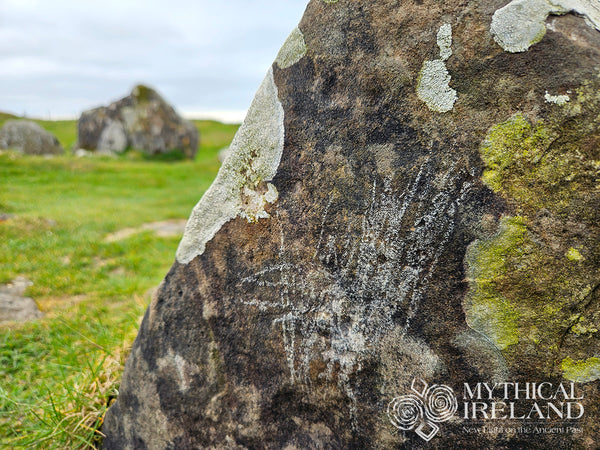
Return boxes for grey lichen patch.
[176,67,284,264]
[417,24,457,113]
[491,0,600,53]
[417,60,458,113]
[275,27,307,69]
[545,91,570,105]
[491,0,553,52]
[437,23,453,61]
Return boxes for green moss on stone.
[465,216,526,350]
[469,80,600,380]
[132,84,154,103]
[480,113,553,201]
[561,357,600,383]
[571,318,599,336]
[565,247,584,261]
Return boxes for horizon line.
[2,109,248,125]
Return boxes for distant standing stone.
[0,120,64,155]
[77,85,199,158]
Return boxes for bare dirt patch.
[104,219,187,243]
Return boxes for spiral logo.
[387,378,457,442]
[387,394,423,430]
[424,384,458,423]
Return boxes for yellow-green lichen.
[480,113,553,197]
[561,356,600,383]
[571,318,598,336]
[465,212,600,371]
[471,80,600,380]
[479,106,600,217]
[565,247,584,261]
[464,216,527,350]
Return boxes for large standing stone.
[103,1,600,448]
[0,120,63,155]
[77,85,199,158]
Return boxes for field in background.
[0,118,238,448]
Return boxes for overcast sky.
[0,0,308,122]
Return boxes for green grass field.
[0,118,238,448]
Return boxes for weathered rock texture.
[77,85,199,158]
[0,120,63,155]
[0,277,43,323]
[104,0,600,448]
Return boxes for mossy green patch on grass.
[0,119,238,448]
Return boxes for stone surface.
[103,1,600,448]
[0,277,43,324]
[77,85,199,158]
[0,120,63,155]
[217,146,231,163]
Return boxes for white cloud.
[0,0,308,119]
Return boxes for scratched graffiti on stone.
[103,1,600,446]
[239,153,473,421]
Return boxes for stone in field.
[77,85,199,158]
[0,120,63,155]
[103,1,600,447]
